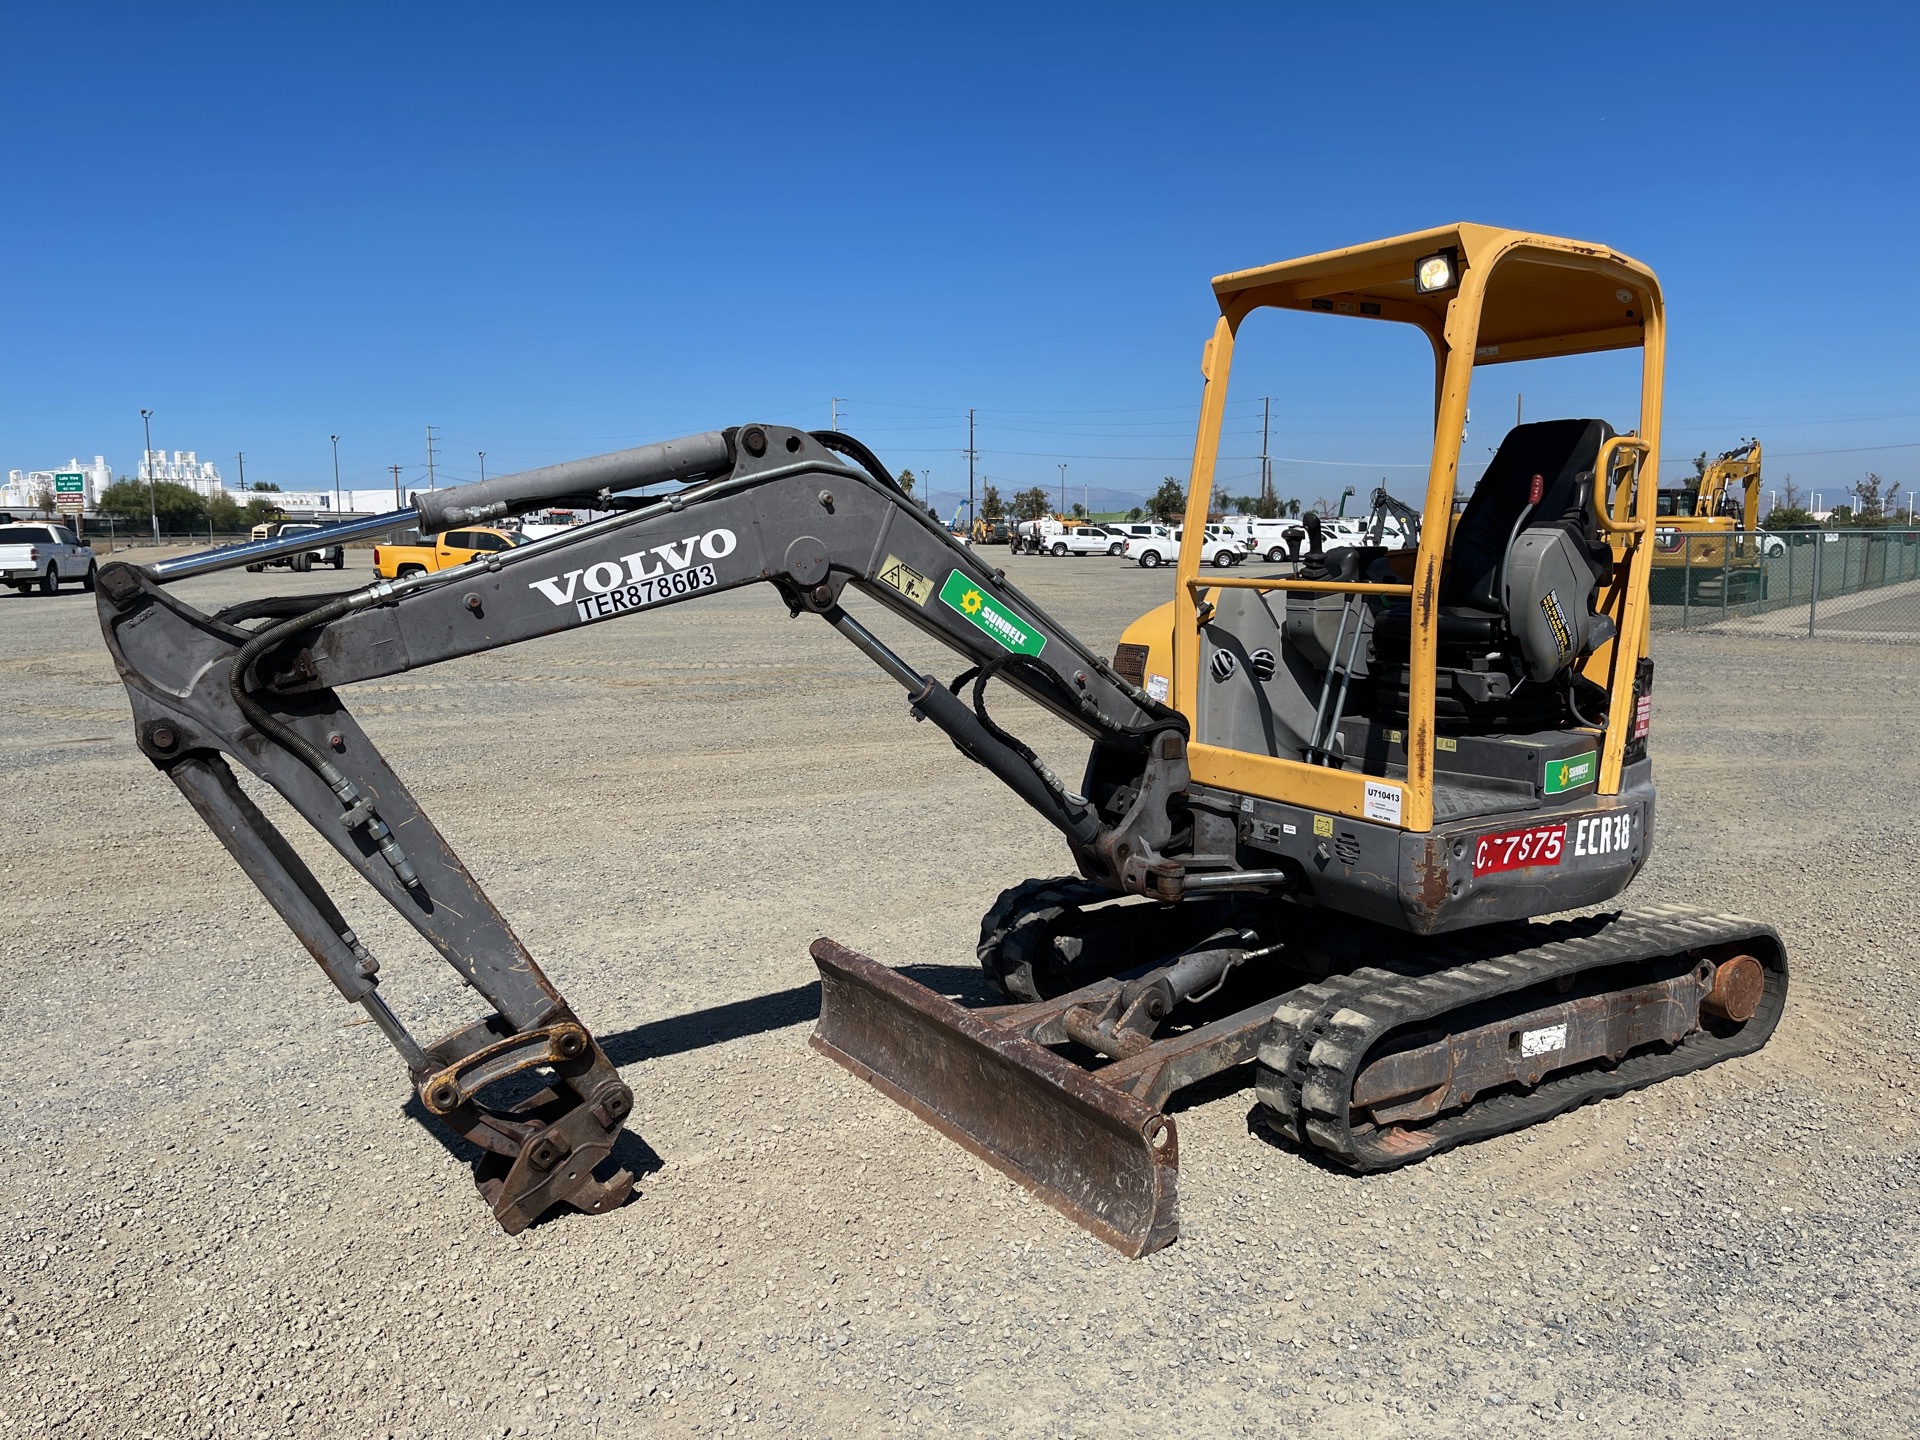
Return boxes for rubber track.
[1253,903,1788,1170]
[976,875,1116,1000]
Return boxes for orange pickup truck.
[373,526,525,579]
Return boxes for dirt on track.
[2,552,1917,1439]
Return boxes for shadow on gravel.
[600,983,820,1066]
[596,964,990,1067]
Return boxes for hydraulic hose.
[811,430,906,498]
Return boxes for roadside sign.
[53,472,85,513]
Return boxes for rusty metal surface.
[1257,906,1789,1171]
[810,938,1180,1258]
[1703,953,1764,1022]
[1350,959,1715,1127]
[1093,999,1277,1108]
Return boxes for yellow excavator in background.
[1650,439,1766,602]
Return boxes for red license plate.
[1472,823,1567,876]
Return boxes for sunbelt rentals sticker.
[1544,752,1597,795]
[938,571,1046,656]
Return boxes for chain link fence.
[1648,529,1920,642]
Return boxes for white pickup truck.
[1123,525,1246,569]
[1038,525,1123,556]
[245,521,346,572]
[0,521,95,595]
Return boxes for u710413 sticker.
[1363,781,1403,825]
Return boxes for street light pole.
[1058,463,1067,518]
[479,451,486,484]
[139,409,158,543]
[330,435,342,514]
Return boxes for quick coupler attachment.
[419,1016,636,1234]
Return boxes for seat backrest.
[1444,418,1613,612]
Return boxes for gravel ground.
[2,550,1917,1439]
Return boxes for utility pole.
[831,398,845,432]
[966,408,977,528]
[1517,393,1523,427]
[1260,397,1273,507]
[236,451,246,490]
[425,425,439,490]
[391,464,404,509]
[140,408,158,543]
[330,435,341,514]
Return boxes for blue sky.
[4,3,1916,518]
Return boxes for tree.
[896,468,916,497]
[1127,506,1144,522]
[1012,487,1052,522]
[205,492,280,533]
[98,478,206,530]
[30,479,56,517]
[1767,477,1814,528]
[250,481,282,494]
[1847,471,1896,524]
[205,492,245,533]
[1069,501,1086,520]
[980,484,1005,523]
[1147,477,1186,525]
[1691,451,1709,480]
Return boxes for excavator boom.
[96,425,1194,1233]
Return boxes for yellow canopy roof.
[1210,223,1661,365]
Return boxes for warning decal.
[876,554,934,606]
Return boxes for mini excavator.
[98,225,1785,1256]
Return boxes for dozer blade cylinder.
[810,938,1179,1258]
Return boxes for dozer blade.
[810,937,1179,1257]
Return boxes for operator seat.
[1375,417,1617,684]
